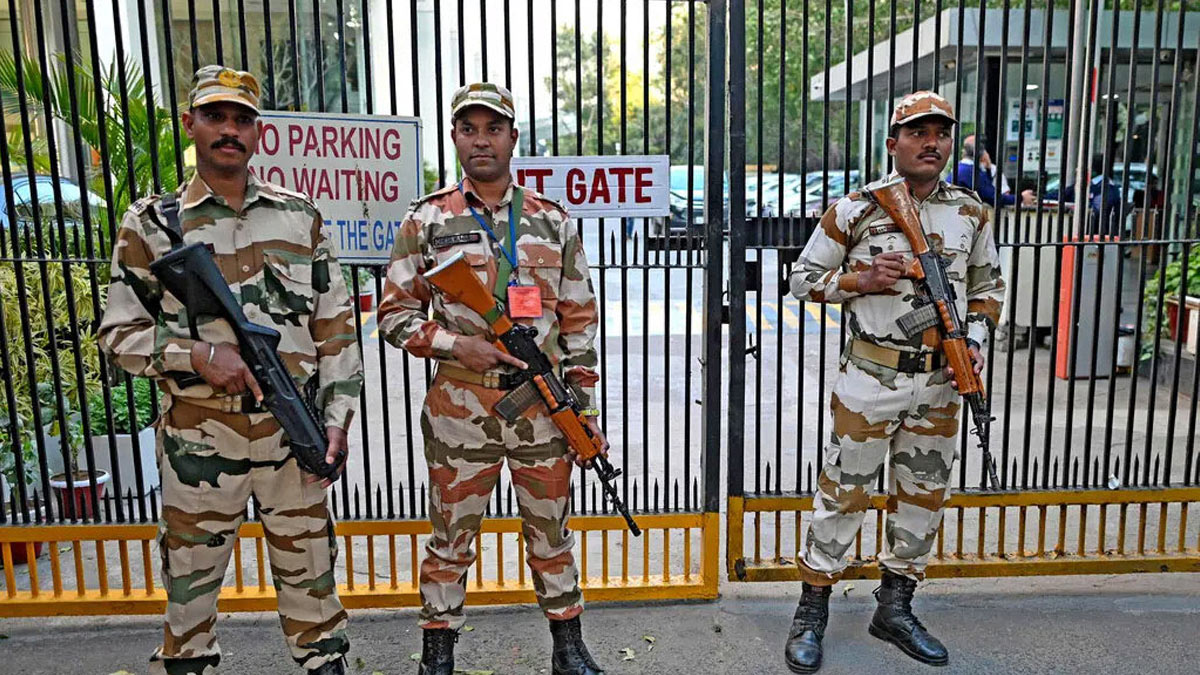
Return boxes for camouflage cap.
[890,90,957,127]
[450,82,516,121]
[189,65,261,114]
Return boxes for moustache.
[212,138,247,152]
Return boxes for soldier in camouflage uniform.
[782,91,1004,673]
[376,83,606,675]
[98,66,362,675]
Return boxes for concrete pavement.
[1,573,1196,674]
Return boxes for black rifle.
[148,194,342,479]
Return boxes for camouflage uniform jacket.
[790,176,1005,352]
[377,178,600,407]
[98,173,363,430]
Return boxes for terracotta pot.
[358,288,375,312]
[4,540,45,566]
[49,469,110,519]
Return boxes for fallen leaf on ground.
[621,647,636,661]
[643,635,656,643]
[107,671,135,675]
[355,656,367,670]
[410,652,422,662]
[453,670,495,675]
[462,625,475,632]
[843,583,855,596]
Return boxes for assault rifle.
[864,176,1001,490]
[148,195,343,479]
[423,251,641,535]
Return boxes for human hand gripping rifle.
[864,177,1002,490]
[422,251,641,536]
[146,194,342,479]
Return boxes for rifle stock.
[865,177,1001,490]
[423,251,641,535]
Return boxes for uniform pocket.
[262,249,315,320]
[516,241,563,301]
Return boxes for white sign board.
[1007,98,1039,142]
[249,111,423,264]
[511,155,670,218]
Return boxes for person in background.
[953,135,1035,208]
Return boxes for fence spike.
[673,479,680,513]
[1132,456,1141,485]
[420,483,426,518]
[397,482,406,519]
[1153,455,1162,487]
[693,477,699,510]
[506,483,514,517]
[1053,458,1060,489]
[1092,458,1101,488]
[376,485,383,517]
[33,489,43,524]
[653,479,660,513]
[1072,458,1080,487]
[591,482,598,516]
[806,463,813,494]
[331,487,339,519]
[354,486,361,520]
[765,463,772,494]
[149,487,158,521]
[1031,458,1039,490]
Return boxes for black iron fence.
[0,0,725,526]
[1,1,1198,530]
[726,0,1200,503]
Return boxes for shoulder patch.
[128,194,162,216]
[523,187,569,215]
[942,182,982,204]
[409,183,459,210]
[270,183,319,209]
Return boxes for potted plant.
[87,376,158,493]
[343,265,376,312]
[1143,246,1200,358]
[46,387,110,520]
[0,414,48,565]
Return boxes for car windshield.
[670,166,704,193]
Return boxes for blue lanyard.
[459,181,518,274]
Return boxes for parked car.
[0,174,106,254]
[787,170,861,217]
[651,165,730,238]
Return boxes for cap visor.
[452,101,515,120]
[191,93,260,114]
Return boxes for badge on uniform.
[506,284,542,318]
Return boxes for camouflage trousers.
[798,355,960,585]
[418,374,582,630]
[150,398,348,674]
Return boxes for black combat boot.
[550,616,604,674]
[783,582,832,673]
[417,628,458,675]
[309,656,346,675]
[868,571,949,666]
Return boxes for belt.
[436,363,529,390]
[173,394,265,414]
[850,339,944,374]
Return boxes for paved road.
[1,574,1196,674]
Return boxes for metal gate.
[0,0,725,616]
[723,0,1200,582]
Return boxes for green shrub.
[88,377,155,436]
